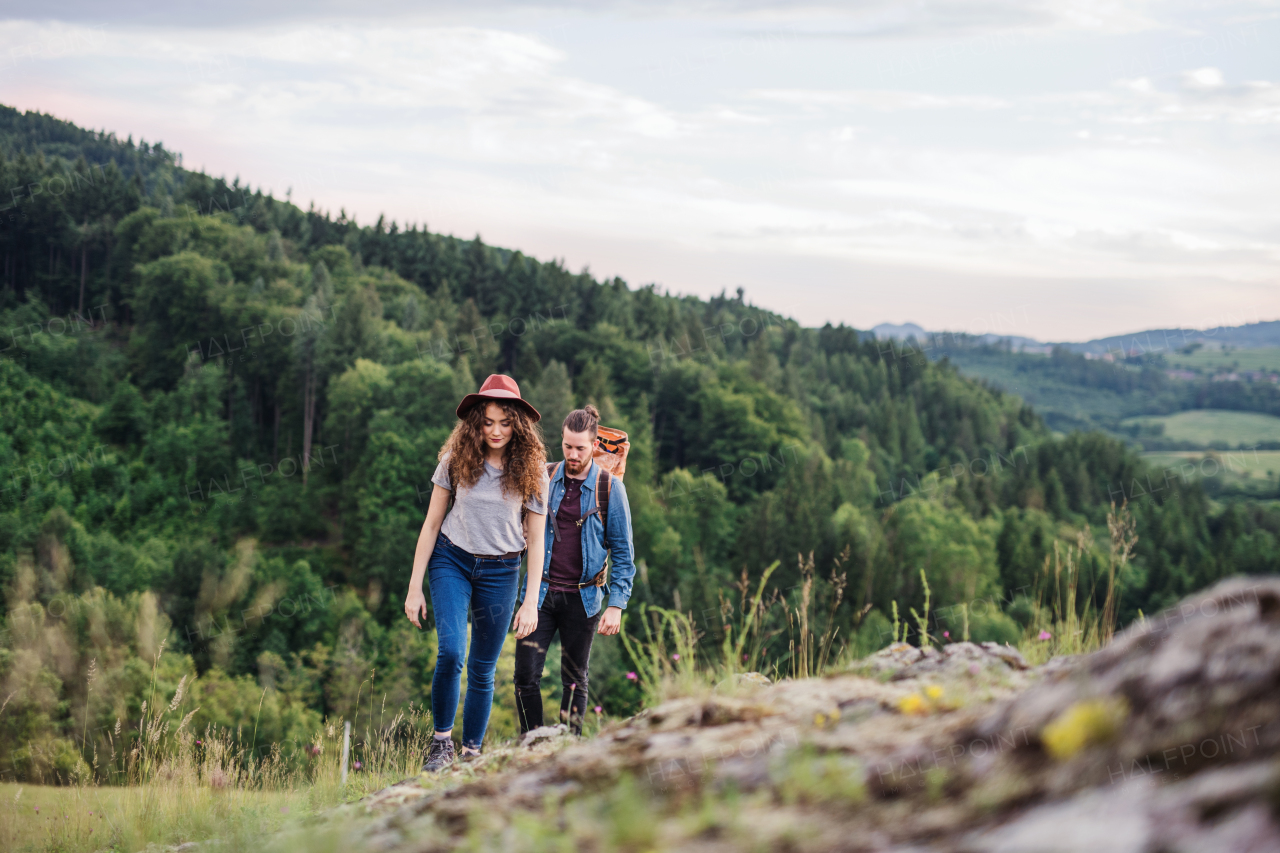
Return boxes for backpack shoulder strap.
[537,461,561,519]
[596,466,611,530]
[588,466,614,588]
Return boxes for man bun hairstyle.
[563,404,600,438]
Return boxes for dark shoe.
[458,745,483,763]
[422,737,456,772]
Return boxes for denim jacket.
[518,459,635,618]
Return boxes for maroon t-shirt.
[546,475,586,591]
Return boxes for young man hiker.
[513,404,636,735]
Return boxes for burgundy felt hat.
[456,374,541,422]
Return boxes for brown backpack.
[593,426,629,480]
[546,427,628,588]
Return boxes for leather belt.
[548,568,607,591]
[577,568,607,588]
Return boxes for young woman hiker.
[404,374,549,771]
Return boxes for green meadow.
[1122,409,1280,447]
[1166,346,1280,374]
[1142,449,1280,480]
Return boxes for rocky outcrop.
[853,640,1029,681]
[345,577,1280,852]
[959,577,1280,852]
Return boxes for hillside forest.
[2,105,1278,784]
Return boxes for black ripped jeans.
[514,588,600,735]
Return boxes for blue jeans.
[427,533,521,750]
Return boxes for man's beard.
[565,457,588,476]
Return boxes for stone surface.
[519,723,569,747]
[737,671,773,686]
[338,577,1280,852]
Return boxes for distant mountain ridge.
[870,322,1041,349]
[870,320,1280,352]
[1066,320,1280,355]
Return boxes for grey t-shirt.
[432,452,548,555]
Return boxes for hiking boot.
[421,737,456,772]
[458,745,483,763]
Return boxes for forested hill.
[2,105,1277,782]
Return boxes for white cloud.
[711,0,1168,37]
[16,0,1176,36]
[0,21,682,145]
[748,88,1010,110]
[1182,66,1225,89]
[1103,72,1280,124]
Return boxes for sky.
[2,1,1278,341]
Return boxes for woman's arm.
[405,484,451,628]
[513,510,547,639]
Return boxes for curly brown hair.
[439,399,547,503]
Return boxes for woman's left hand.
[513,601,539,639]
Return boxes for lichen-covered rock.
[520,723,569,747]
[853,641,1029,688]
[963,577,1280,799]
[343,577,1280,852]
[968,761,1280,853]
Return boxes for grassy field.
[0,781,354,853]
[1142,449,1280,478]
[1123,409,1280,447]
[1167,346,1280,374]
[0,680,437,853]
[1141,450,1280,497]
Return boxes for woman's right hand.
[405,587,428,628]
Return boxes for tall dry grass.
[1018,502,1137,665]
[1,639,442,853]
[77,640,436,791]
[618,550,868,704]
[785,550,851,679]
